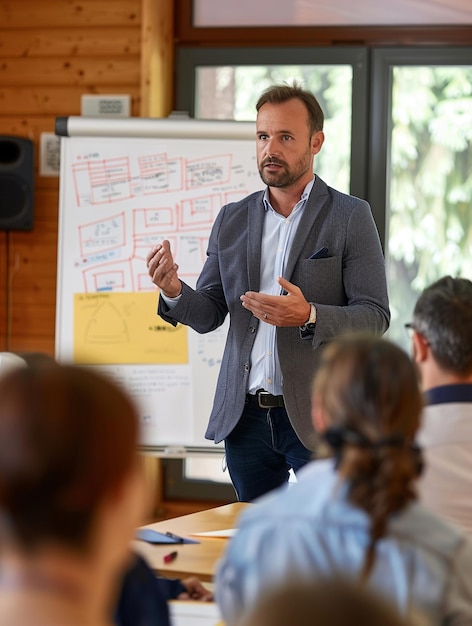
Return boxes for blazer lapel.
[284,177,330,280]
[247,191,265,292]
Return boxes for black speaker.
[0,136,34,230]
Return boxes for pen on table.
[163,550,178,564]
[165,531,184,543]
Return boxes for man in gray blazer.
[147,83,390,501]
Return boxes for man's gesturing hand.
[240,276,311,327]
[146,240,182,298]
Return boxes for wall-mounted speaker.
[0,136,34,230]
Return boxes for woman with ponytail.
[216,335,472,626]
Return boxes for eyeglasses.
[404,322,429,345]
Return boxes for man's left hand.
[240,277,311,327]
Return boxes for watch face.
[308,304,316,324]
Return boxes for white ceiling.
[194,0,472,27]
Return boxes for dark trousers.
[224,398,312,502]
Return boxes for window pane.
[386,65,472,349]
[195,65,352,193]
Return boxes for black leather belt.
[246,389,285,409]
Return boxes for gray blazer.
[159,177,390,451]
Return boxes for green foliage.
[387,66,472,348]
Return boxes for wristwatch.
[299,303,317,333]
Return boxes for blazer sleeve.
[157,206,229,334]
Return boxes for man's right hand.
[146,240,182,298]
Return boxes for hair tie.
[323,427,423,475]
[323,426,372,450]
[374,435,406,449]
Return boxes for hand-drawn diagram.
[57,134,259,447]
[69,143,256,293]
[74,292,188,365]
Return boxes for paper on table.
[169,600,221,626]
[190,528,236,538]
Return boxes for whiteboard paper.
[55,120,261,450]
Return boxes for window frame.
[168,7,472,501]
[175,0,472,46]
[176,46,370,208]
[164,458,235,501]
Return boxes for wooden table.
[133,502,249,582]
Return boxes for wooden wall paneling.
[6,337,56,356]
[139,454,164,521]
[0,58,140,87]
[0,0,144,355]
[0,86,141,117]
[0,0,141,29]
[140,0,174,117]
[5,259,57,354]
[27,188,59,223]
[8,279,57,314]
[7,226,58,353]
[0,27,141,57]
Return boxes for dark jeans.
[224,399,313,502]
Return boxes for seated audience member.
[0,353,213,626]
[0,363,169,626]
[238,578,418,626]
[411,276,472,533]
[115,558,212,626]
[216,335,472,626]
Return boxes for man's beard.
[258,155,312,188]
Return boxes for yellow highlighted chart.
[73,292,188,365]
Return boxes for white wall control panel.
[81,95,131,117]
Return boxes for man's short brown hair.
[256,81,324,135]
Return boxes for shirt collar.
[263,177,315,212]
[424,383,472,406]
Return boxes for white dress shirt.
[162,178,315,397]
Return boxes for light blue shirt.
[162,179,315,397]
[216,459,472,626]
[247,178,314,396]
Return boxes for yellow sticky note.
[73,292,188,365]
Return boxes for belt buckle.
[257,390,274,409]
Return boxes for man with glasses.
[409,276,472,533]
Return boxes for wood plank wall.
[0,0,214,522]
[0,0,142,355]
